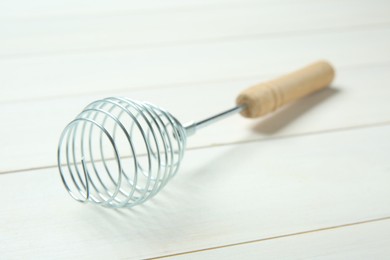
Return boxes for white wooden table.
[1,0,390,259]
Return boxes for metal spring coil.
[57,97,186,208]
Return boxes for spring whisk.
[58,61,335,208]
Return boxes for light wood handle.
[236,61,335,118]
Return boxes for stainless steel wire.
[58,97,244,208]
[57,97,186,208]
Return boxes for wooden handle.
[236,61,335,118]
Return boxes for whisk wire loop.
[58,97,186,208]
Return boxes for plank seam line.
[1,59,390,106]
[1,120,389,175]
[150,216,390,259]
[1,21,390,60]
[185,120,390,151]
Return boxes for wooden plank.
[1,28,390,103]
[2,0,389,57]
[1,64,390,173]
[1,125,389,259]
[0,0,255,19]
[1,1,387,258]
[166,219,390,259]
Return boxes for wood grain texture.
[1,0,389,57]
[1,64,389,174]
[1,0,389,258]
[237,61,335,117]
[166,219,390,259]
[1,28,390,103]
[0,0,253,19]
[1,126,390,259]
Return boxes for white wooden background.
[1,0,390,259]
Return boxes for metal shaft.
[183,104,246,137]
